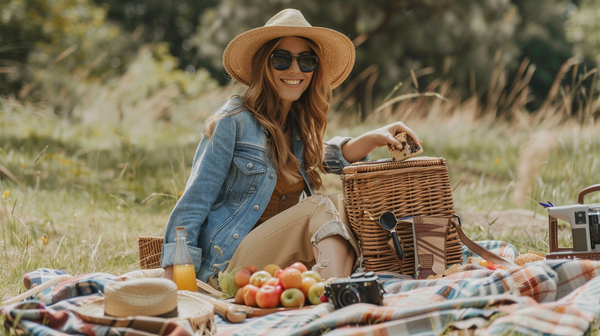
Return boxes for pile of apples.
[233,262,327,309]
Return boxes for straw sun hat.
[75,278,215,335]
[223,8,355,89]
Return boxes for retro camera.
[324,272,384,309]
[545,185,600,260]
[548,204,600,252]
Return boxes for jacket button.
[253,205,259,211]
[233,233,239,239]
[247,162,254,169]
[270,173,274,179]
[281,195,287,200]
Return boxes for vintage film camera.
[324,272,384,309]
[545,184,600,260]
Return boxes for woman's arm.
[161,113,237,274]
[341,122,421,163]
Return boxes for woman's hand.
[163,265,174,280]
[341,122,421,163]
[364,122,421,149]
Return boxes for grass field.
[1,64,600,303]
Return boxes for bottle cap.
[176,227,187,237]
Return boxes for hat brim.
[223,26,355,90]
[75,291,214,330]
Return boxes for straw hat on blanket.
[75,278,215,335]
[223,8,355,89]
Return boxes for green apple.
[307,282,326,305]
[249,270,272,287]
[301,270,322,283]
[280,288,305,308]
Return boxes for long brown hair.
[207,37,331,189]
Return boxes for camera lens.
[338,286,366,307]
[590,212,600,245]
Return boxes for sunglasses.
[270,52,319,72]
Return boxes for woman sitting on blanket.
[161,8,422,287]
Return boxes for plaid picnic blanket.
[1,270,194,336]
[3,242,600,336]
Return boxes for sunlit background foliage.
[3,0,600,112]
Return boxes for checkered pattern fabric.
[4,244,600,336]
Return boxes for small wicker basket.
[342,157,462,274]
[139,236,163,269]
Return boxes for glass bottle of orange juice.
[173,227,198,292]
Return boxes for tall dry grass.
[327,58,600,207]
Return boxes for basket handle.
[578,184,600,204]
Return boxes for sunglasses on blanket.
[270,52,319,72]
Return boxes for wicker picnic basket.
[139,236,163,269]
[341,157,463,274]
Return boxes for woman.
[161,9,421,285]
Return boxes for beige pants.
[224,193,362,275]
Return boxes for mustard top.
[255,160,307,226]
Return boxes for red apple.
[243,265,259,274]
[301,270,322,283]
[289,262,308,273]
[255,285,281,308]
[269,277,285,293]
[279,268,302,289]
[243,284,259,307]
[275,282,285,294]
[234,287,245,304]
[265,277,279,287]
[249,270,272,287]
[280,288,305,308]
[235,268,252,287]
[307,282,326,305]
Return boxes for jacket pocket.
[229,156,266,203]
[233,155,267,175]
[212,155,265,209]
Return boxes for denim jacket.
[161,97,363,282]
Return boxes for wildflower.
[1,190,9,199]
[39,235,48,245]
[494,157,501,165]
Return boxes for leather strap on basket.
[413,216,449,278]
[451,214,517,268]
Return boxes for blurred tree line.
[1,0,600,116]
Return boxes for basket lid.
[342,157,446,175]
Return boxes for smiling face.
[268,36,315,113]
